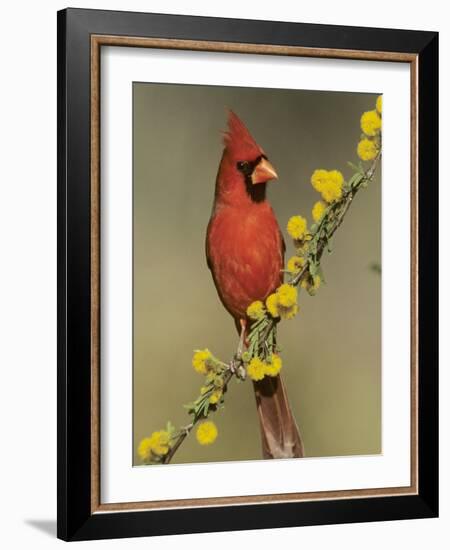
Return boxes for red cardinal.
[206,111,304,459]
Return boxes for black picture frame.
[57,7,438,541]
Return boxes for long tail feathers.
[253,374,304,459]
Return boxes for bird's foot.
[229,356,246,380]
[236,318,247,360]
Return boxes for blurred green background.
[133,83,381,465]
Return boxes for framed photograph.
[57,8,438,541]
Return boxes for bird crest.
[223,110,264,160]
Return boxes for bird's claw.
[236,365,247,380]
[230,357,239,373]
[230,357,246,380]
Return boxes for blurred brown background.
[133,83,381,465]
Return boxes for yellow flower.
[192,349,212,374]
[312,201,326,223]
[321,170,344,203]
[138,430,170,460]
[287,215,308,240]
[266,290,298,320]
[311,169,329,192]
[266,293,280,318]
[137,437,154,461]
[209,389,222,405]
[376,95,382,114]
[360,110,381,137]
[321,186,341,203]
[151,430,170,455]
[287,255,305,274]
[357,138,379,161]
[277,283,297,308]
[301,274,322,295]
[328,170,344,188]
[246,300,265,320]
[311,169,344,204]
[247,357,266,381]
[279,303,298,320]
[265,354,283,377]
[196,421,218,445]
[200,385,209,395]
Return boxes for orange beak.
[251,157,278,185]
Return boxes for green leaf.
[166,421,175,434]
[347,172,364,190]
[309,238,318,255]
[248,340,256,357]
[347,161,360,171]
[327,237,334,253]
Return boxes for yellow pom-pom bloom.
[297,241,309,255]
[151,430,170,456]
[287,255,305,274]
[321,170,344,203]
[266,293,280,318]
[287,215,308,241]
[265,354,283,377]
[301,274,322,294]
[246,300,265,320]
[311,169,329,192]
[312,200,327,223]
[137,437,154,461]
[209,389,222,405]
[279,304,299,320]
[321,186,341,203]
[192,349,212,374]
[266,290,298,320]
[247,357,266,381]
[328,170,344,188]
[196,421,218,445]
[357,138,379,161]
[311,170,344,204]
[376,95,382,114]
[277,283,297,308]
[138,430,170,460]
[361,110,382,137]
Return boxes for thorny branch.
[160,153,381,465]
[260,154,381,344]
[161,369,235,464]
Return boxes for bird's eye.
[237,161,251,174]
